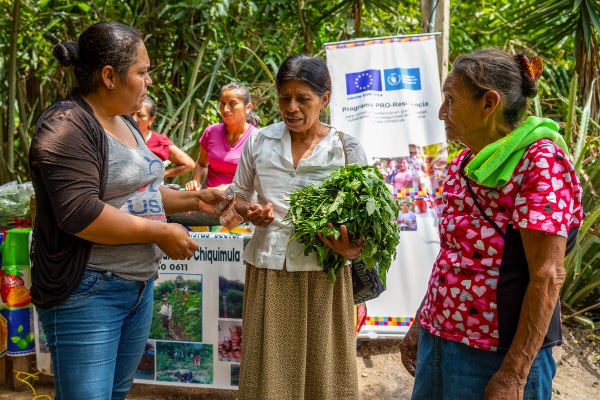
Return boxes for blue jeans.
[37,270,155,400]
[412,328,556,400]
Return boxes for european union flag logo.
[384,68,421,91]
[345,69,383,95]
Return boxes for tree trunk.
[297,0,313,55]
[5,0,20,182]
[420,0,449,83]
[352,0,362,38]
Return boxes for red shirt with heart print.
[420,140,583,351]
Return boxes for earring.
[109,83,114,89]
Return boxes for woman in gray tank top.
[29,22,224,400]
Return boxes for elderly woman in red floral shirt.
[400,48,583,400]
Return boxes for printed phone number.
[159,263,188,271]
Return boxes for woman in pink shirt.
[185,83,261,190]
[392,157,414,189]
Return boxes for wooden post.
[0,356,5,387]
[420,0,450,83]
[11,355,31,391]
[435,0,450,84]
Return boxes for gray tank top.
[87,118,165,281]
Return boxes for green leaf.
[366,197,377,216]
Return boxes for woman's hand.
[484,372,525,400]
[399,320,421,377]
[185,180,201,191]
[193,189,226,215]
[246,202,275,226]
[155,223,199,260]
[317,224,363,260]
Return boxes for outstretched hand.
[195,188,226,215]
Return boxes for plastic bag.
[0,181,34,218]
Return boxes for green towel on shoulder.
[464,116,569,188]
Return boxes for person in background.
[397,202,417,231]
[158,297,172,333]
[185,82,261,191]
[408,144,425,174]
[374,161,393,190]
[399,48,583,400]
[374,161,386,179]
[29,22,223,400]
[174,369,193,383]
[392,157,414,190]
[222,54,366,399]
[408,145,427,188]
[385,158,398,185]
[132,96,195,179]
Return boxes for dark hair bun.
[53,41,79,67]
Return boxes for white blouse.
[230,122,368,271]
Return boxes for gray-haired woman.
[400,48,583,400]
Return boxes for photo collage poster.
[374,142,449,232]
[35,232,250,390]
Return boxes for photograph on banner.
[136,270,212,384]
[231,364,241,386]
[154,340,213,384]
[397,197,417,231]
[152,271,203,341]
[217,262,244,364]
[422,143,449,192]
[325,35,446,158]
[135,232,248,389]
[218,320,242,362]
[371,142,449,226]
[218,265,245,320]
[136,340,156,380]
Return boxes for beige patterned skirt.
[238,263,358,400]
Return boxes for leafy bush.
[560,76,600,328]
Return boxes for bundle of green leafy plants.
[283,163,401,285]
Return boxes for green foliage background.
[1,0,599,325]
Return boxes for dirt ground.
[0,325,598,400]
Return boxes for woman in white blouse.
[226,54,367,400]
